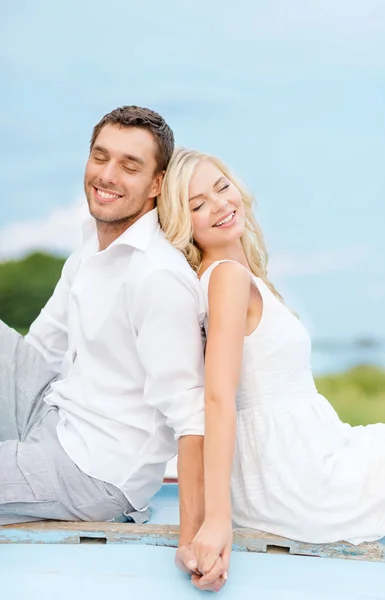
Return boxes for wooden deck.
[1,519,385,563]
[1,485,385,599]
[1,483,384,563]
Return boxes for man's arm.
[177,434,204,547]
[25,252,78,374]
[132,268,206,543]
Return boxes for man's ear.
[150,170,165,199]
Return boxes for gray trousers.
[0,321,139,525]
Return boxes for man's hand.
[176,545,227,593]
[175,545,200,575]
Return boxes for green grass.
[315,366,385,426]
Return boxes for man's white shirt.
[25,209,205,512]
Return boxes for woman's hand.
[192,517,233,582]
[175,544,227,593]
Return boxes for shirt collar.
[81,208,160,254]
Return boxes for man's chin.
[88,204,134,227]
[88,201,116,223]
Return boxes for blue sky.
[1,0,384,340]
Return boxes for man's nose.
[99,160,119,184]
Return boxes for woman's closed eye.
[218,183,230,193]
[192,202,205,212]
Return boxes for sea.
[312,343,385,376]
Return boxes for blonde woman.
[158,148,385,583]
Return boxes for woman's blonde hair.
[158,147,284,303]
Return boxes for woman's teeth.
[214,211,235,227]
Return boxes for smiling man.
[85,114,166,249]
[0,107,209,580]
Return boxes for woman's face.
[188,160,246,252]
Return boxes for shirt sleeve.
[132,268,205,439]
[24,252,79,374]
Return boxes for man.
[0,106,224,591]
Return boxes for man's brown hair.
[90,105,175,173]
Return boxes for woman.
[158,147,385,579]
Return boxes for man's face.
[84,124,162,226]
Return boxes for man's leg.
[0,407,140,525]
[0,321,146,526]
[0,437,66,525]
[0,321,56,442]
[0,321,60,523]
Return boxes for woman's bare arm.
[192,261,251,581]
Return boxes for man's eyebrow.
[92,146,144,166]
[189,176,226,202]
[92,145,108,154]
[122,153,145,166]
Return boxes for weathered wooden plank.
[0,522,180,547]
[1,520,384,562]
[232,527,385,562]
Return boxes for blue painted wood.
[150,482,180,524]
[2,483,384,563]
[1,544,384,600]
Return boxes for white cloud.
[368,283,385,299]
[0,199,87,261]
[269,246,368,278]
[251,0,385,38]
[0,201,370,281]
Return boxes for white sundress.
[200,260,385,545]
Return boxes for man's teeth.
[97,189,120,199]
[214,212,235,227]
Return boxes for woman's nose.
[211,197,228,213]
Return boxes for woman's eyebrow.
[189,177,226,202]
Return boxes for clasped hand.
[176,517,233,593]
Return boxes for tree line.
[0,253,65,333]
